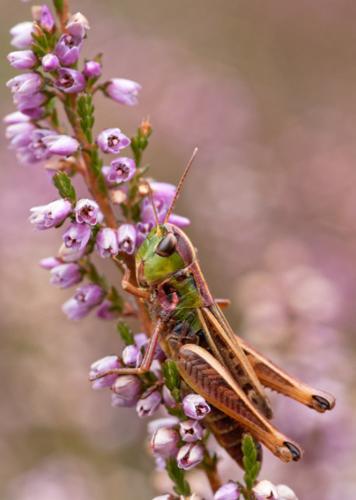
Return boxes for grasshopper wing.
[177,343,302,463]
[199,306,273,418]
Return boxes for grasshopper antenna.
[164,147,198,224]
[142,180,162,236]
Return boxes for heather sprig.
[4,2,298,499]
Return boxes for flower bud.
[42,134,80,156]
[58,242,86,263]
[182,394,211,420]
[10,21,34,49]
[63,222,91,251]
[83,60,102,78]
[39,256,61,270]
[106,78,142,106]
[89,355,120,389]
[29,199,72,230]
[66,12,90,38]
[136,389,161,417]
[50,263,82,288]
[103,157,136,185]
[41,53,60,72]
[7,50,37,69]
[275,484,298,500]
[7,73,42,96]
[150,427,179,458]
[96,227,119,258]
[176,443,204,470]
[3,111,30,124]
[55,68,85,94]
[134,332,148,350]
[111,375,142,407]
[147,417,179,435]
[96,128,130,154]
[253,480,278,500]
[62,298,90,320]
[39,5,55,32]
[75,198,100,225]
[117,224,136,254]
[122,345,142,367]
[214,481,240,500]
[179,419,204,443]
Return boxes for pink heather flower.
[49,263,83,288]
[111,375,142,407]
[6,122,34,148]
[10,21,34,49]
[74,284,104,307]
[253,481,278,500]
[41,53,60,72]
[58,242,86,263]
[62,298,90,320]
[147,417,179,435]
[89,355,120,390]
[96,128,130,154]
[182,394,211,420]
[136,389,161,417]
[177,443,204,470]
[83,60,101,78]
[13,91,46,116]
[179,419,204,443]
[102,157,136,185]
[75,199,100,225]
[7,50,37,69]
[96,299,120,320]
[117,224,136,254]
[134,332,148,350]
[63,222,91,251]
[3,111,30,124]
[39,256,61,270]
[150,427,179,459]
[66,12,90,38]
[55,33,83,66]
[42,134,80,156]
[214,482,240,500]
[7,73,42,96]
[29,199,72,230]
[166,213,190,228]
[55,68,85,93]
[39,5,55,32]
[95,228,119,258]
[21,129,55,162]
[106,78,142,106]
[122,345,142,367]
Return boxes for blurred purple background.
[1,1,356,498]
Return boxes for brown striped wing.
[177,343,302,463]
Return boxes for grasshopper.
[92,149,335,466]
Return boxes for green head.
[135,223,195,287]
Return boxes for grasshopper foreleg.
[121,264,150,300]
[89,320,163,380]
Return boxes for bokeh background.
[1,1,356,498]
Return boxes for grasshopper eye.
[156,233,177,257]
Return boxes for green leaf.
[53,171,76,203]
[165,458,191,496]
[117,322,134,345]
[77,94,95,143]
[162,360,181,402]
[242,434,261,491]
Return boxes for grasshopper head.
[135,223,195,287]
